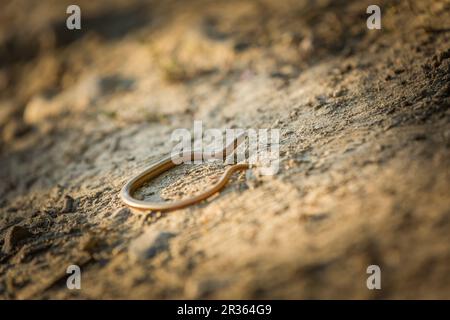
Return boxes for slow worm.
[120,133,249,211]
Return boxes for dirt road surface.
[0,0,449,299]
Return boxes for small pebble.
[111,207,131,223]
[128,230,176,262]
[438,48,450,62]
[61,195,75,213]
[2,226,33,254]
[434,84,450,98]
[79,234,100,254]
[332,88,347,98]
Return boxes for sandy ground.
[0,0,449,299]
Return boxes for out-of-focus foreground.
[0,0,449,299]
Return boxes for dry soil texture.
[0,0,449,299]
